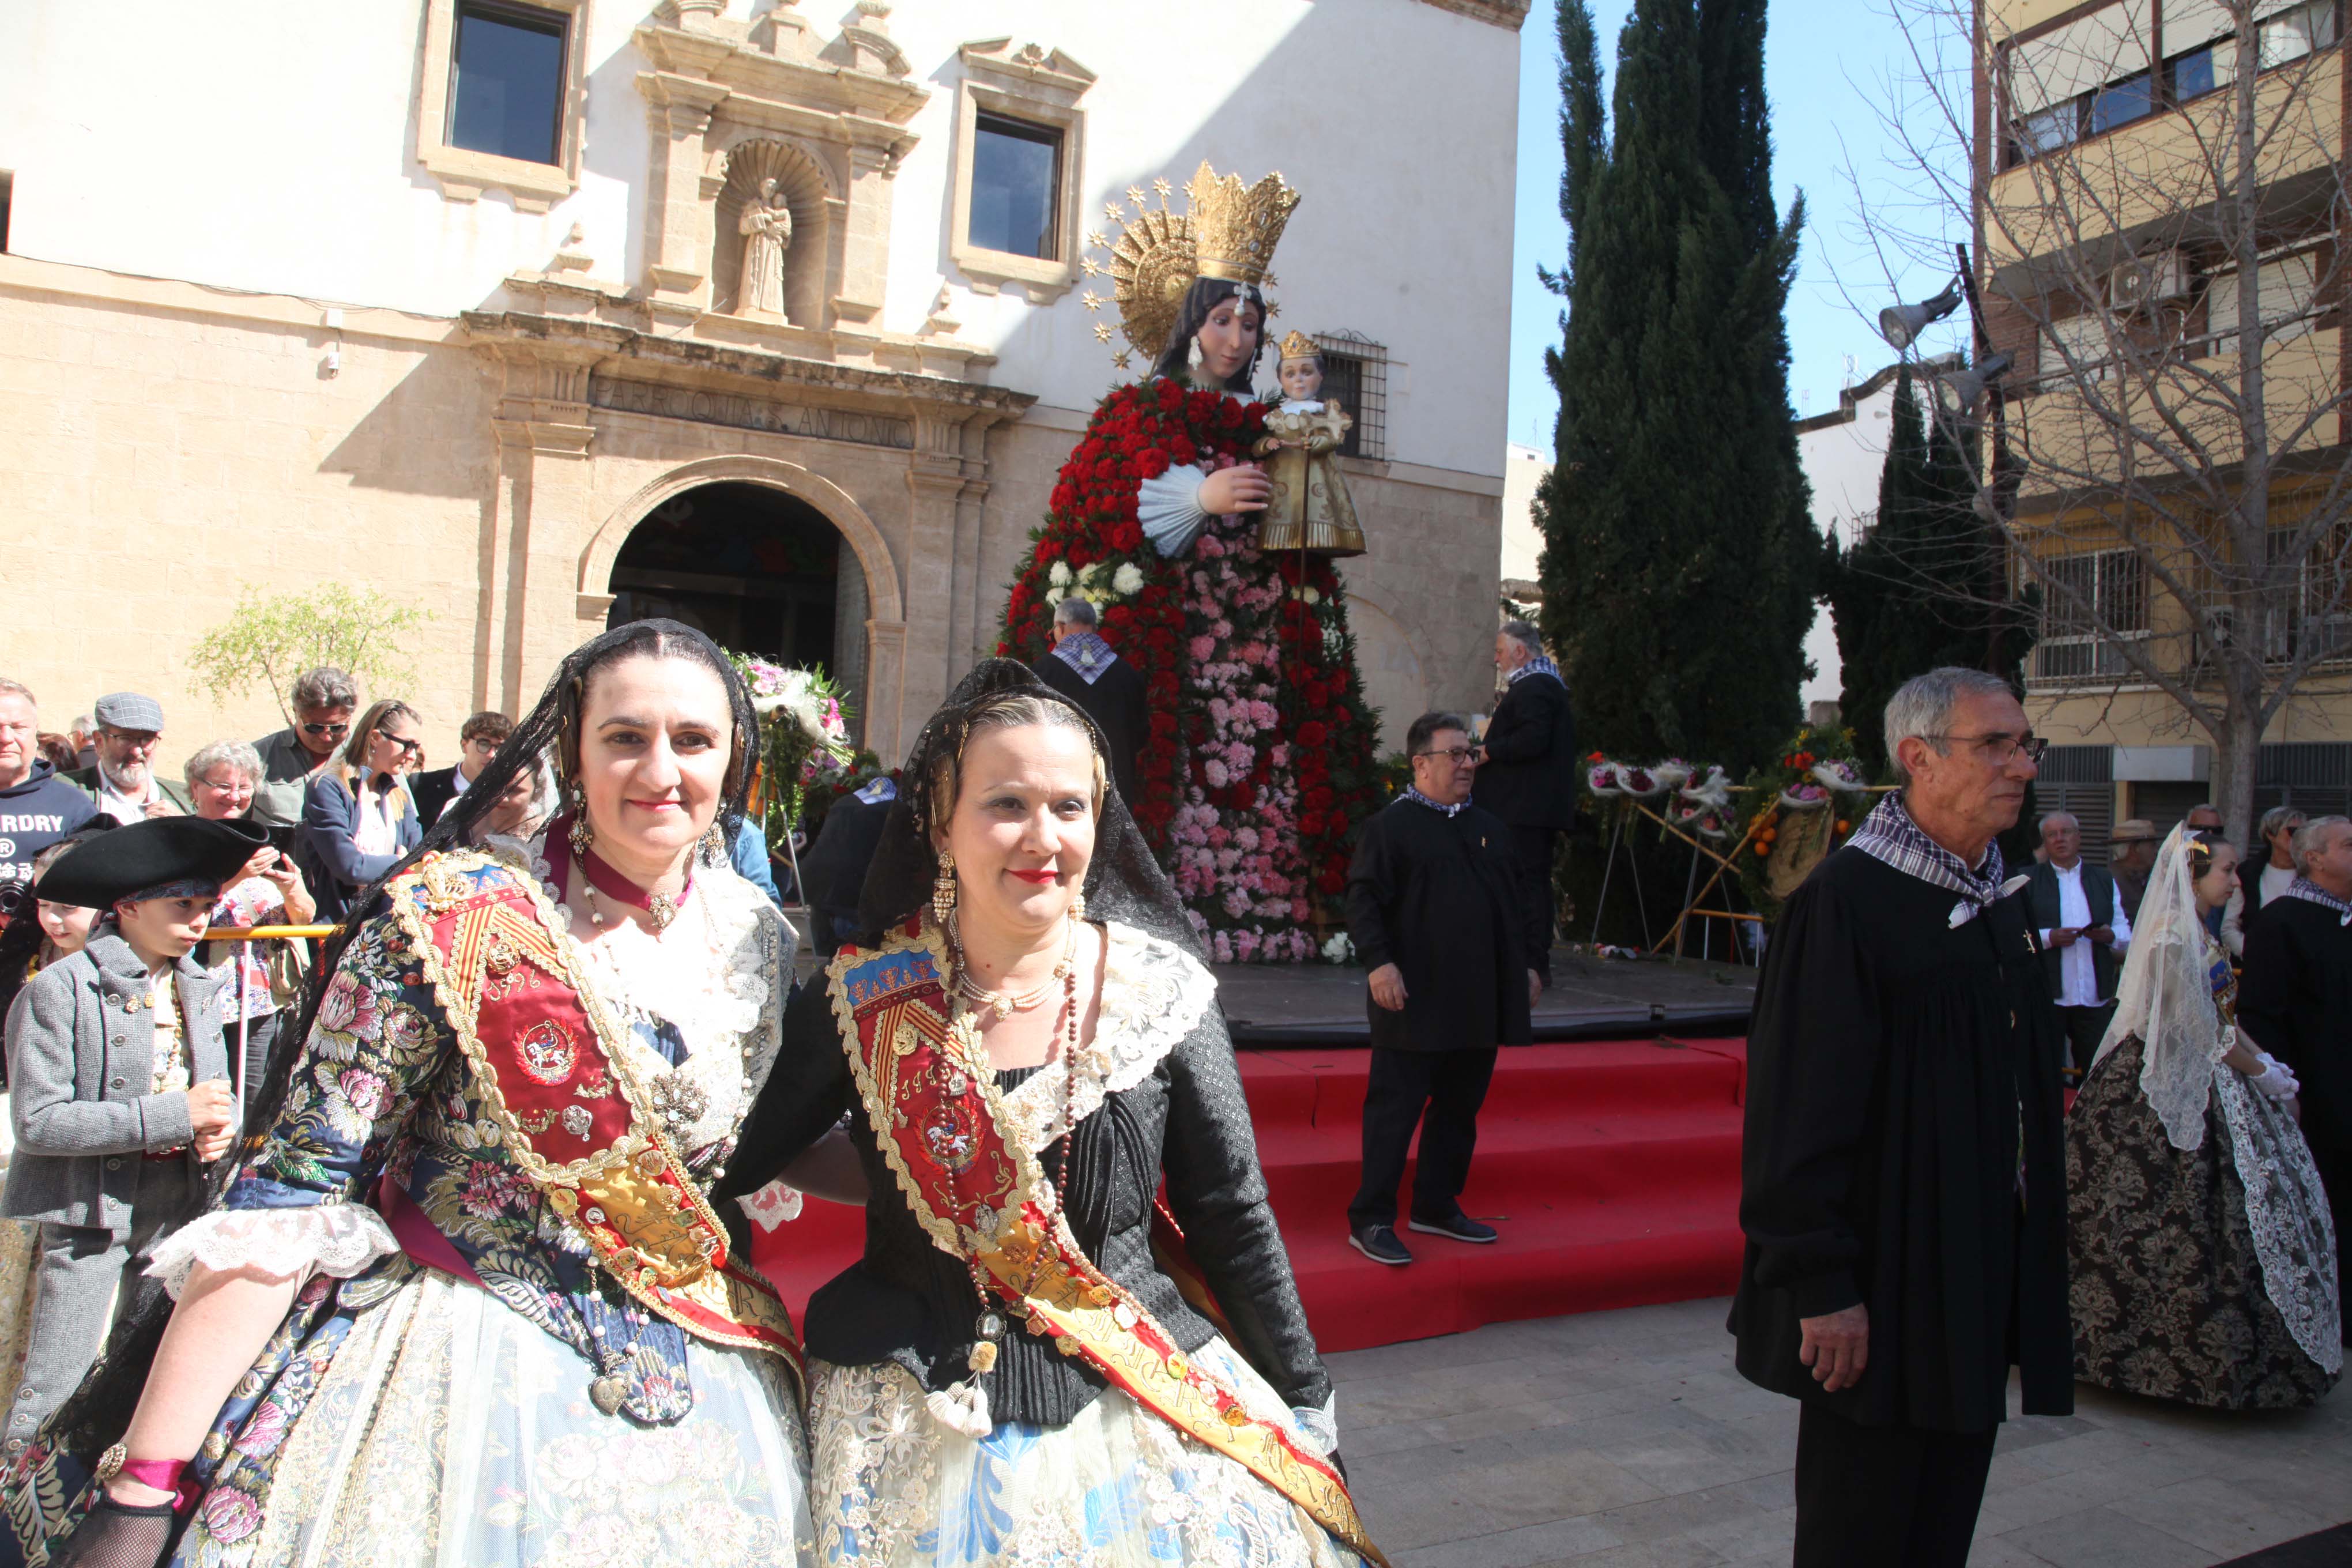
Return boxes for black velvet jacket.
[715,922,1332,1426]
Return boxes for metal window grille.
[2036,744,2116,864]
[1313,330,1387,461]
[2033,548,2149,681]
[2256,742,2352,819]
[2263,500,2352,665]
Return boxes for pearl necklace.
[946,911,1079,1020]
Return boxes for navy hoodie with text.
[0,759,99,891]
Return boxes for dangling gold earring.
[1069,889,1087,925]
[568,789,594,856]
[933,850,958,926]
[702,820,728,860]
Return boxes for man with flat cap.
[65,691,191,824]
[2,813,266,1446]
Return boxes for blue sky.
[1505,0,1929,450]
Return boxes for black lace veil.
[854,659,1203,960]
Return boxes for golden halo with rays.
[1081,167,1288,375]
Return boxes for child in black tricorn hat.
[1,814,266,1449]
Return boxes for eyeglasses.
[99,729,160,750]
[1415,747,1477,763]
[378,733,422,757]
[301,721,350,738]
[1926,732,2048,766]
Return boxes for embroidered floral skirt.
[2067,1038,2342,1409]
[158,1258,815,1568]
[806,1336,1366,1567]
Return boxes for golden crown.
[1079,164,1299,371]
[1277,329,1319,362]
[1186,162,1299,286]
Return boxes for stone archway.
[581,457,907,756]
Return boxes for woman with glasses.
[294,700,423,926]
[183,741,317,1093]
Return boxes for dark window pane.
[2172,46,2217,100]
[1321,353,1365,458]
[968,113,1060,259]
[2089,70,2154,133]
[448,2,566,166]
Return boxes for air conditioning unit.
[2109,250,2190,308]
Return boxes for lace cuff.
[1291,1393,1337,1457]
[1138,465,1208,557]
[145,1204,400,1299]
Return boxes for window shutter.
[2010,0,2155,113]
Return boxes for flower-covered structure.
[996,379,1383,962]
[731,654,855,853]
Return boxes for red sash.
[389,851,802,1386]
[830,919,1385,1566]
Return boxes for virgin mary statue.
[994,165,1383,964]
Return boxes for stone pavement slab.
[1332,1297,2350,1566]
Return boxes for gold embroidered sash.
[389,851,803,1385]
[831,920,1384,1566]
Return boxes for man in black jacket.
[1732,668,2070,1567]
[410,710,511,827]
[1344,712,1542,1267]
[2023,810,2131,1088]
[2238,813,2352,1345]
[1031,598,1148,811]
[1472,620,1577,982]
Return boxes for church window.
[1314,331,1390,462]
[968,114,1062,261]
[447,1,569,167]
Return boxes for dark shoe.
[1348,1224,1412,1266]
[1409,1208,1498,1244]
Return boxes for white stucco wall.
[0,0,1516,478]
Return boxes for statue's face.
[1278,357,1321,402]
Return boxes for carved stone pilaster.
[639,73,733,321]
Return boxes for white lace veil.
[2093,823,2228,1150]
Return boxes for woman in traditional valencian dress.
[2068,826,2342,1408]
[17,620,829,1567]
[995,165,1382,964]
[717,660,1384,1567]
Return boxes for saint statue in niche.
[737,177,793,320]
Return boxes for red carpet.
[746,1036,1750,1354]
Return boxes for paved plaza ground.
[1334,1295,2352,1567]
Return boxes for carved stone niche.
[635,6,925,337]
[709,138,836,326]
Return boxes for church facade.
[0,0,1524,768]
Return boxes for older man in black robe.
[1731,667,2073,1567]
[2238,812,2352,1344]
[1032,597,1148,811]
[1344,711,1542,1267]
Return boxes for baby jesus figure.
[1253,330,1366,557]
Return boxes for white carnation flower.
[1113,563,1144,596]
[1049,560,1072,586]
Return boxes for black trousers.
[2055,1002,2115,1086]
[1792,1403,1997,1568]
[1507,826,1557,981]
[1347,1047,1498,1230]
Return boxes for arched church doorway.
[605,480,870,742]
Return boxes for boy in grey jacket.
[2,815,266,1451]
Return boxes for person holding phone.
[2026,811,2133,1090]
[295,700,423,926]
[184,741,316,1092]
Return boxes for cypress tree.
[1532,0,1815,772]
[1823,365,2037,774]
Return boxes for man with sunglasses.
[247,667,358,828]
[1732,668,2072,1567]
[1343,711,1543,1267]
[63,692,190,823]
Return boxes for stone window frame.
[947,40,1095,300]
[415,0,591,213]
